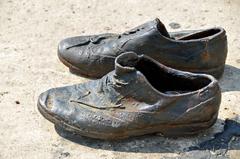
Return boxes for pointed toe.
[57,37,83,66]
[37,90,54,120]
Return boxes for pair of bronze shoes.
[38,18,227,140]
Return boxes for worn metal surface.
[0,0,240,158]
[58,19,227,79]
[38,52,221,139]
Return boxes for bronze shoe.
[38,52,221,140]
[58,18,227,79]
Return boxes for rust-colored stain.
[201,51,210,61]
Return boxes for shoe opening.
[178,28,221,40]
[155,18,171,38]
[135,57,212,94]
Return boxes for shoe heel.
[192,65,225,79]
[206,65,225,79]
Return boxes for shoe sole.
[38,98,218,140]
[58,52,224,79]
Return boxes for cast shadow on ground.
[55,118,240,154]
[220,64,240,92]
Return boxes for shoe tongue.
[115,52,139,76]
[154,18,170,38]
[125,18,170,38]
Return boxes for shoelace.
[70,75,143,109]
[70,76,125,109]
[118,27,145,39]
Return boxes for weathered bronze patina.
[58,18,227,79]
[38,52,221,140]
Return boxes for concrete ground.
[0,0,240,158]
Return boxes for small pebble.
[104,27,111,31]
[169,22,181,29]
[236,59,240,63]
[61,152,70,157]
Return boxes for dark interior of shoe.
[178,29,221,40]
[156,21,171,38]
[135,58,211,94]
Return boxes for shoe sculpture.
[58,18,227,79]
[38,52,221,140]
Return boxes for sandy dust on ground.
[0,0,240,158]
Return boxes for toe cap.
[58,36,91,63]
[37,90,54,115]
